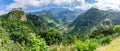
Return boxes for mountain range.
[32,8,82,23]
[1,7,120,35]
[1,7,120,51]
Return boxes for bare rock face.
[97,18,113,32]
[8,8,27,21]
[20,14,27,21]
[101,19,112,28]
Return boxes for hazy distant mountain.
[32,8,83,23]
[48,8,83,23]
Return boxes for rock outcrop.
[8,8,27,21]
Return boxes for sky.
[0,0,120,15]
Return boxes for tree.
[38,28,63,45]
[28,33,49,51]
[75,39,99,51]
[1,18,32,43]
[113,25,120,34]
[89,29,100,38]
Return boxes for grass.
[96,37,120,51]
[50,44,76,51]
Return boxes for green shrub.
[62,35,78,45]
[75,39,99,51]
[99,35,112,44]
[89,29,100,38]
[0,26,25,51]
[38,28,63,45]
[1,19,32,43]
[75,40,89,51]
[28,33,49,51]
[113,25,120,34]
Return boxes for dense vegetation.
[0,8,120,51]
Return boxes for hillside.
[69,8,109,34]
[0,8,63,50]
[96,37,120,51]
[69,8,120,35]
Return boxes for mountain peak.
[85,7,102,14]
[69,8,108,34]
[89,7,99,11]
[8,8,27,21]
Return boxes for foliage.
[89,29,101,38]
[27,33,49,51]
[75,35,112,51]
[0,23,26,51]
[96,37,120,51]
[62,34,78,45]
[113,25,120,34]
[38,28,63,45]
[1,18,32,43]
[99,36,112,44]
[89,27,114,39]
[75,39,99,51]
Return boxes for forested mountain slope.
[69,8,120,35]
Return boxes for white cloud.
[6,0,120,11]
[73,0,93,10]
[6,0,87,10]
[93,0,120,11]
[7,0,51,10]
[6,0,73,10]
[0,11,6,15]
[74,0,120,11]
[52,0,73,5]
